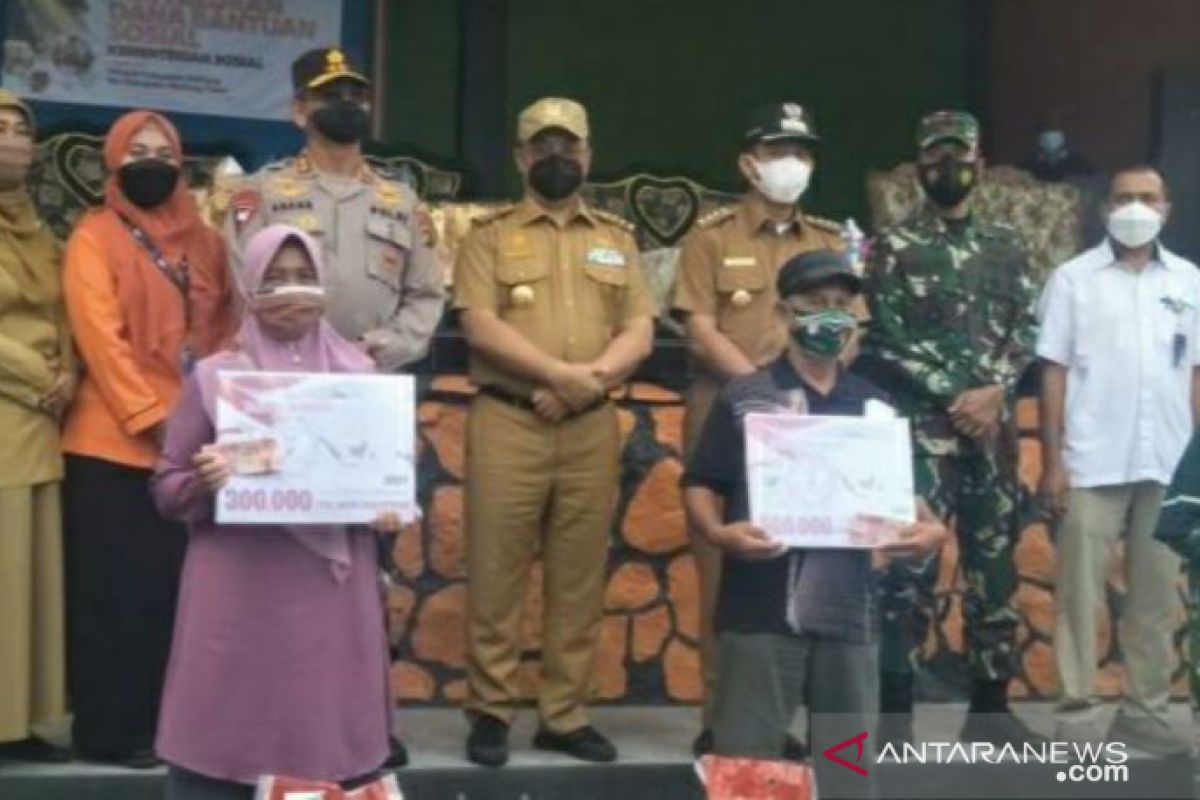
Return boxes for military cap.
[777,249,861,297]
[292,47,369,94]
[517,97,589,142]
[743,102,820,146]
[0,89,33,130]
[917,110,980,150]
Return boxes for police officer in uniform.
[670,102,845,755]
[219,47,445,770]
[220,47,444,373]
[454,98,655,767]
[856,111,1039,747]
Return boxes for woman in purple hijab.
[152,224,398,799]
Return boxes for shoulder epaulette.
[372,176,414,207]
[978,220,1023,240]
[592,208,636,233]
[802,213,842,234]
[471,203,516,226]
[260,157,294,173]
[697,206,736,229]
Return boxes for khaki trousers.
[464,394,619,733]
[1054,482,1181,721]
[0,482,67,742]
[684,376,723,726]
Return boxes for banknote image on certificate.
[215,371,417,526]
[745,412,916,549]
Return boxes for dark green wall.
[379,0,461,161]
[380,0,971,224]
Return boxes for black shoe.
[782,734,808,762]
[75,747,161,770]
[692,728,714,757]
[382,735,408,769]
[533,725,617,763]
[0,737,72,763]
[466,715,509,768]
[959,709,1046,746]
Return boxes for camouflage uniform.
[857,209,1037,681]
[1154,432,1200,703]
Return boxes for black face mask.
[919,156,978,208]
[311,99,370,144]
[528,155,584,201]
[118,159,180,209]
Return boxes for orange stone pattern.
[387,389,1187,707]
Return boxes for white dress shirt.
[1037,240,1200,487]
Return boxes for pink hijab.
[195,224,373,580]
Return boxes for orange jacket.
[62,212,236,469]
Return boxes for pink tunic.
[152,377,390,784]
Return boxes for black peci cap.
[776,249,861,297]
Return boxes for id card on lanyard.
[117,214,196,374]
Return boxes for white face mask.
[1107,201,1163,249]
[751,156,812,204]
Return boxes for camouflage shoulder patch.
[888,215,936,245]
[802,213,842,235]
[592,208,636,234]
[471,203,516,227]
[697,206,736,229]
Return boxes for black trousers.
[64,454,187,756]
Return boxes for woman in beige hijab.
[0,89,74,763]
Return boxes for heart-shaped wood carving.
[53,133,106,207]
[627,175,700,247]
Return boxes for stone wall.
[387,382,1189,706]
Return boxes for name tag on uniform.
[722,256,756,268]
[587,246,625,267]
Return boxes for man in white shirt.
[1038,165,1200,754]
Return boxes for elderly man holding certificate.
[682,250,947,800]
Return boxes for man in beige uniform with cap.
[454,97,654,767]
[222,47,444,372]
[671,102,845,756]
[220,47,444,770]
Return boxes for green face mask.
[789,309,857,360]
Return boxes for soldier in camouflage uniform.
[1156,432,1200,748]
[855,112,1039,746]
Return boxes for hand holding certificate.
[745,413,917,549]
[214,371,417,526]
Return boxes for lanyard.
[117,213,192,328]
[117,214,197,373]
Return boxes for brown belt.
[478,384,608,418]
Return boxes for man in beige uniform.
[454,98,654,767]
[222,47,444,372]
[220,48,443,770]
[671,103,845,755]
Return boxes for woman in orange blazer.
[61,111,235,768]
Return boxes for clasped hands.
[530,361,610,424]
[37,355,75,418]
[948,384,1004,443]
